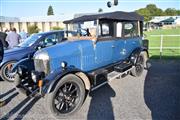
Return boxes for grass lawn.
[144,28,180,59]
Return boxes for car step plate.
[107,71,120,81]
[114,62,132,73]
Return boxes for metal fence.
[149,35,180,59]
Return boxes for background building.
[0,15,66,33]
[148,16,180,29]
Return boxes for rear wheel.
[0,61,16,82]
[131,52,147,77]
[45,74,85,119]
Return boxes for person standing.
[6,28,21,49]
[0,39,6,107]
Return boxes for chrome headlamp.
[33,50,50,75]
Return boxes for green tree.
[146,4,157,16]
[98,8,103,13]
[136,4,164,22]
[47,5,54,15]
[165,8,177,16]
[136,8,151,21]
[27,24,39,35]
[176,10,180,15]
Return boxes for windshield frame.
[65,19,99,39]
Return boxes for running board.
[91,66,134,91]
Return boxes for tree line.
[47,4,180,22]
[135,4,180,22]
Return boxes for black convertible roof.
[63,11,144,24]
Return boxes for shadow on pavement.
[14,97,41,120]
[1,96,32,120]
[4,92,19,105]
[87,84,116,120]
[0,88,16,99]
[144,60,180,120]
[0,77,3,81]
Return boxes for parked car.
[0,30,73,82]
[12,11,149,118]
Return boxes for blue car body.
[44,37,141,74]
[12,11,149,117]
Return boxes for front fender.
[43,66,82,94]
[11,57,34,73]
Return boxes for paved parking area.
[0,60,180,120]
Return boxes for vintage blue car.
[0,30,76,82]
[12,11,148,118]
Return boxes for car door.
[112,22,127,62]
[95,40,114,66]
[94,22,114,67]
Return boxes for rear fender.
[129,47,141,65]
[141,47,149,58]
[129,47,149,65]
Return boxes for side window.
[42,34,58,47]
[123,22,138,38]
[98,22,113,37]
[102,23,110,35]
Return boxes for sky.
[0,0,180,19]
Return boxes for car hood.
[4,47,28,56]
[35,39,94,71]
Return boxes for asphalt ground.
[0,60,180,120]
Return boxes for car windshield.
[18,34,42,47]
[65,21,97,38]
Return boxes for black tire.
[0,61,16,82]
[131,52,147,77]
[45,74,86,119]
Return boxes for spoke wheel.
[54,82,80,114]
[131,53,145,77]
[1,61,16,82]
[45,74,86,119]
[135,55,144,75]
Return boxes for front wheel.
[45,74,86,119]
